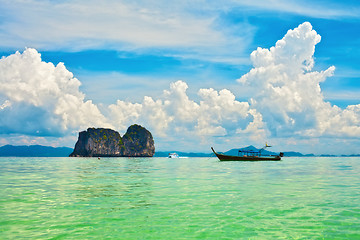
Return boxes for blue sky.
[0,0,359,154]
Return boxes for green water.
[0,157,359,239]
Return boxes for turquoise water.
[1,157,359,239]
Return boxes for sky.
[0,0,359,155]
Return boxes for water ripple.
[0,157,359,239]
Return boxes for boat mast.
[259,142,271,156]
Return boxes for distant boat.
[211,145,283,161]
[168,153,179,158]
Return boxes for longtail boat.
[211,145,283,161]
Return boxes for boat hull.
[211,147,281,161]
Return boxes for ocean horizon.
[1,156,359,239]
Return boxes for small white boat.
[168,153,179,158]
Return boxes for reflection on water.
[75,158,154,209]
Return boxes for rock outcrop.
[69,124,155,157]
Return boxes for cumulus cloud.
[108,80,259,143]
[0,48,111,136]
[0,48,259,149]
[238,22,360,138]
[1,21,359,153]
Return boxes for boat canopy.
[238,149,261,157]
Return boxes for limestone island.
[69,124,155,157]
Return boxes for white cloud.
[108,100,143,131]
[0,0,257,65]
[236,109,267,141]
[229,0,360,19]
[108,80,257,143]
[0,48,258,149]
[238,22,360,138]
[163,81,200,123]
[0,0,358,68]
[0,0,225,49]
[1,0,356,50]
[0,48,111,136]
[0,100,11,110]
[1,20,359,153]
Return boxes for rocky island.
[69,124,155,157]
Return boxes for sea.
[1,156,359,239]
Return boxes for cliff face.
[69,124,155,157]
[122,124,155,157]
